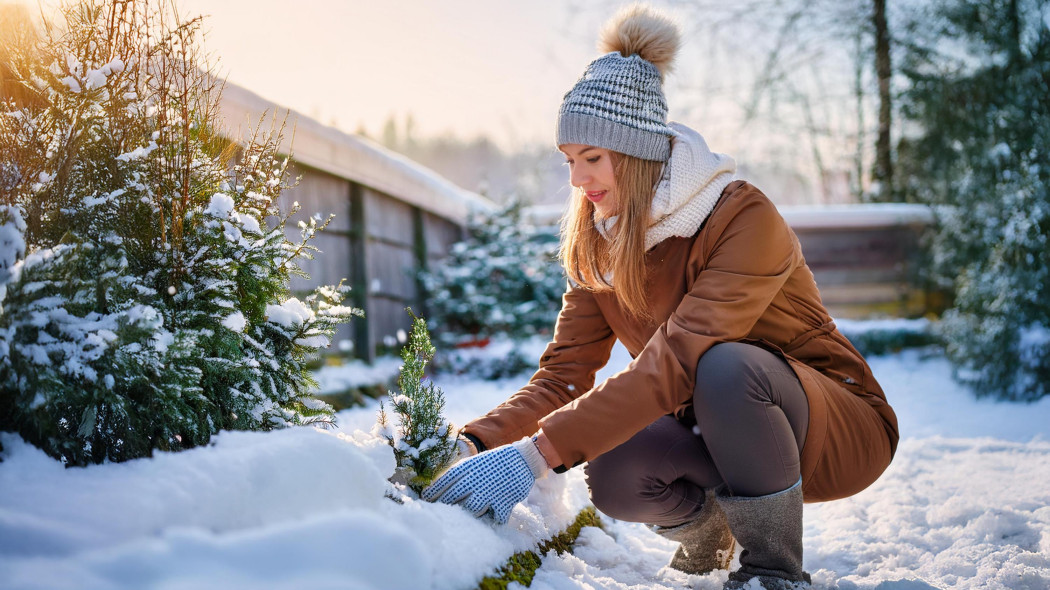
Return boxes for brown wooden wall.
[280,164,464,361]
[791,223,931,319]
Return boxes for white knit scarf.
[595,122,737,252]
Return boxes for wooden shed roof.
[217,82,495,225]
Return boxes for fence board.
[364,189,415,248]
[288,231,354,293]
[423,212,463,258]
[279,167,353,233]
[366,241,418,302]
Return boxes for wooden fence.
[220,81,935,365]
[780,204,935,318]
[219,82,493,361]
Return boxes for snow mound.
[0,423,589,590]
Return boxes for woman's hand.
[422,437,548,524]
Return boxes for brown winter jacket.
[462,181,899,502]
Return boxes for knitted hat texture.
[556,5,680,161]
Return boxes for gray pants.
[584,342,809,527]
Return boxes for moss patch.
[477,506,603,589]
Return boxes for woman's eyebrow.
[560,146,598,158]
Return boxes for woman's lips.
[585,190,606,203]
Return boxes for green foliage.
[419,199,564,348]
[0,0,361,465]
[897,0,1050,400]
[375,310,455,494]
[477,506,603,590]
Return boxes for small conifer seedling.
[374,310,456,494]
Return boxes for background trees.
[896,0,1050,400]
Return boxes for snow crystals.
[205,193,236,218]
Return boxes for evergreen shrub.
[897,0,1050,400]
[374,311,455,494]
[420,199,564,376]
[0,0,360,465]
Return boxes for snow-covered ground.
[2,337,1049,590]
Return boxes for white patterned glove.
[421,437,548,524]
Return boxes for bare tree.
[566,0,897,203]
[873,0,893,200]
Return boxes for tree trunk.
[854,29,866,201]
[873,0,893,201]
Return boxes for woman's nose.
[569,166,589,188]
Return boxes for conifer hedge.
[0,0,360,465]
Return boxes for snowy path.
[1,343,1048,589]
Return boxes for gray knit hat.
[556,5,681,162]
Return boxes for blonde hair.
[560,151,665,323]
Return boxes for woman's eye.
[586,156,600,164]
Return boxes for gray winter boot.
[652,489,736,575]
[716,478,811,590]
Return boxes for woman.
[422,5,898,589]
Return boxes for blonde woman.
[423,5,898,589]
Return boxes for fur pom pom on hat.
[598,4,680,79]
[556,4,681,161]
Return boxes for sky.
[166,0,870,203]
[175,0,603,149]
[6,0,603,147]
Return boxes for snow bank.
[806,436,1050,589]
[834,317,931,336]
[0,422,589,590]
[869,349,1050,441]
[524,437,1050,590]
[519,344,1050,590]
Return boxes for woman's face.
[560,144,618,218]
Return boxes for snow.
[84,68,108,91]
[834,317,930,335]
[60,76,81,93]
[265,297,313,328]
[1,337,1049,589]
[222,311,247,333]
[779,203,934,230]
[0,205,27,304]
[115,141,157,162]
[238,213,262,234]
[205,193,236,218]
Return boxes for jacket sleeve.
[460,282,618,450]
[538,191,802,469]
